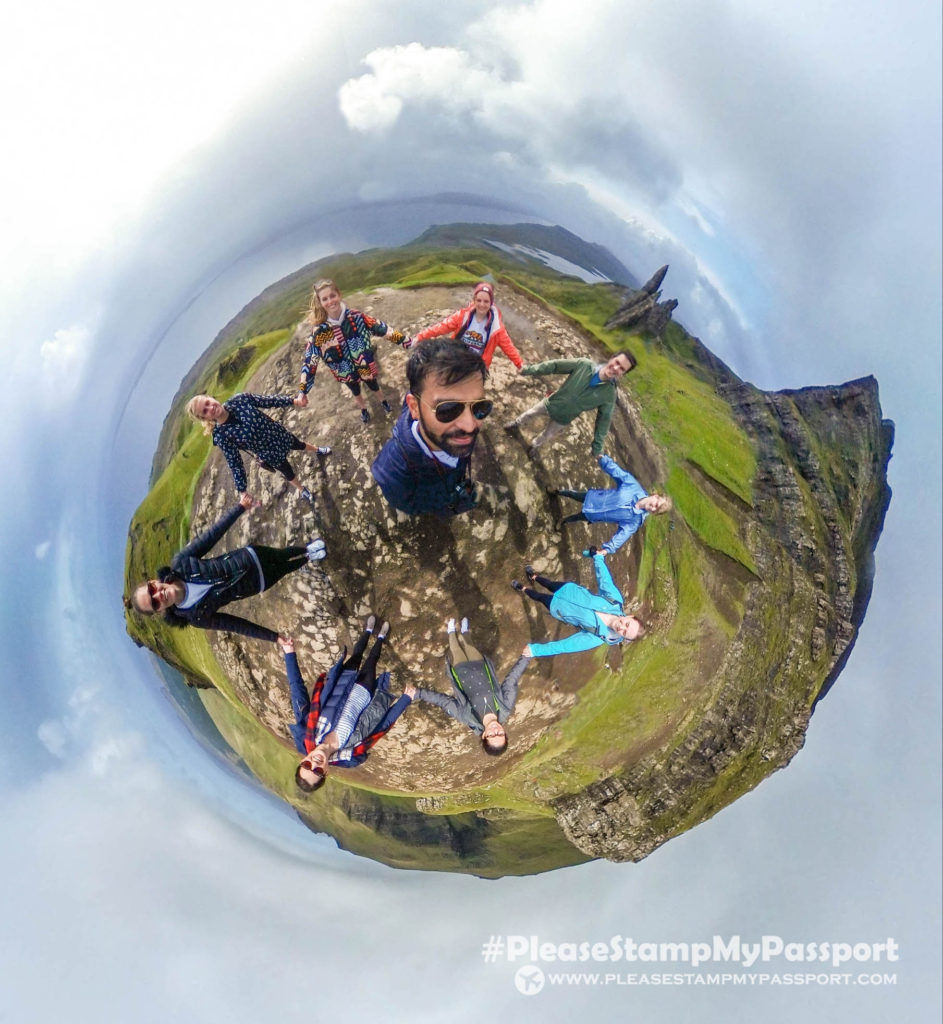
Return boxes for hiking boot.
[510,580,524,592]
[360,409,370,423]
[525,565,537,583]
[380,399,392,414]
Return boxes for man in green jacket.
[504,351,636,458]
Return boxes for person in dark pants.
[512,552,646,658]
[552,454,672,555]
[127,493,327,643]
[414,617,531,755]
[295,278,412,424]
[187,392,330,505]
[505,351,636,459]
[287,617,416,792]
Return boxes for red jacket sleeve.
[492,322,523,368]
[415,307,467,343]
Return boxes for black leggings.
[344,377,380,397]
[258,436,305,481]
[251,545,309,591]
[342,629,385,697]
[523,574,566,611]
[557,490,588,526]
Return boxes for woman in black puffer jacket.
[127,494,326,642]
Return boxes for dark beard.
[419,414,480,458]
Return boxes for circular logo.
[514,965,546,996]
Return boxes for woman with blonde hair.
[187,392,330,506]
[296,278,412,423]
[512,551,648,658]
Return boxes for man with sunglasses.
[371,338,491,518]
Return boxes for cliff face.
[552,373,892,861]
[126,245,893,874]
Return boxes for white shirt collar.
[411,419,459,467]
[326,302,348,326]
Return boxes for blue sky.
[0,1,939,1020]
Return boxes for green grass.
[125,329,292,680]
[666,465,757,573]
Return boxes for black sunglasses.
[420,397,494,424]
[146,580,161,611]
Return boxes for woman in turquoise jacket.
[512,552,646,657]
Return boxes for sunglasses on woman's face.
[146,580,162,611]
[423,398,494,424]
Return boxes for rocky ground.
[192,283,668,793]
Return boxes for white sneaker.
[446,618,456,634]
[460,617,469,634]
[306,539,327,561]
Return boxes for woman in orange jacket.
[413,282,524,371]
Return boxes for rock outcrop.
[604,265,679,335]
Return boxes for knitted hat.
[473,282,495,302]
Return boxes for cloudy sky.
[0,1,939,1020]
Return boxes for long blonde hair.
[304,278,341,328]
[186,394,216,436]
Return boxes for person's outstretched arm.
[596,455,634,486]
[602,521,639,556]
[414,308,465,343]
[592,552,624,606]
[200,611,279,643]
[497,656,531,709]
[297,336,322,399]
[243,393,295,410]
[521,358,580,378]
[492,319,524,369]
[414,686,464,722]
[214,432,249,494]
[591,399,616,456]
[372,688,415,735]
[283,643,309,724]
[176,501,246,560]
[527,632,605,658]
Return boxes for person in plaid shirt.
[295,278,412,424]
[283,617,416,793]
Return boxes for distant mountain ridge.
[412,222,636,286]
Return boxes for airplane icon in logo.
[514,965,545,995]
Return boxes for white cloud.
[333,2,940,386]
[36,720,68,758]
[39,325,94,391]
[34,540,51,560]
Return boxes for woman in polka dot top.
[188,392,330,505]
